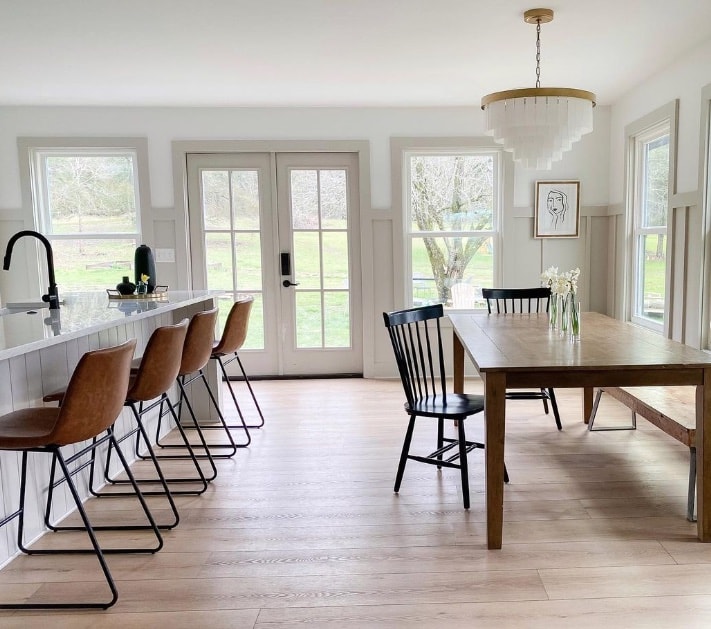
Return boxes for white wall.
[0,104,611,376]
[609,38,711,202]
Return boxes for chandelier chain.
[535,19,541,88]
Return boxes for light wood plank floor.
[1,378,710,627]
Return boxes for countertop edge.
[0,291,217,362]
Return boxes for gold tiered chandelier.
[481,8,596,170]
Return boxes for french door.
[186,151,362,377]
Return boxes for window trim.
[623,101,678,336]
[391,137,511,310]
[17,137,152,295]
[699,83,711,350]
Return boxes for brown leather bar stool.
[0,339,163,610]
[151,307,242,459]
[102,318,216,501]
[209,296,265,443]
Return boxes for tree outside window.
[407,152,497,308]
[33,149,142,291]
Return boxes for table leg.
[484,371,506,549]
[453,331,464,394]
[697,369,711,541]
[583,387,593,424]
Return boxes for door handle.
[282,279,300,288]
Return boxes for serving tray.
[106,286,169,300]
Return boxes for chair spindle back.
[383,304,447,408]
[481,287,551,314]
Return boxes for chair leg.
[212,355,252,446]
[457,420,470,509]
[234,354,265,428]
[394,416,416,493]
[0,451,118,610]
[152,372,240,458]
[436,417,444,469]
[548,388,562,430]
[540,388,550,414]
[130,397,215,490]
[44,433,167,547]
[87,422,181,529]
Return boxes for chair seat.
[406,393,485,418]
[0,407,59,449]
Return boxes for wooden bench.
[589,386,696,521]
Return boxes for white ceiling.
[1,0,710,108]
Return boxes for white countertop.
[0,290,216,361]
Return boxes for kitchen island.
[0,290,217,567]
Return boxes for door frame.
[172,139,373,373]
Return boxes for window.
[627,110,674,332]
[402,147,502,309]
[20,138,149,293]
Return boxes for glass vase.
[569,295,581,341]
[560,294,569,335]
[549,292,558,328]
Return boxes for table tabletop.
[449,311,711,374]
[449,310,711,549]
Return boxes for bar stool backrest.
[213,297,253,356]
[128,319,189,402]
[49,339,137,446]
[180,308,218,375]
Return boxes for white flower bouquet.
[540,266,581,337]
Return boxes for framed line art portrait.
[534,180,581,238]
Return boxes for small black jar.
[116,276,136,295]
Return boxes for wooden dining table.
[449,310,711,549]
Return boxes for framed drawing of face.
[534,181,580,238]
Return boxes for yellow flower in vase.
[137,274,149,295]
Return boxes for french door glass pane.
[322,231,349,289]
[324,292,350,347]
[293,231,321,289]
[201,170,231,229]
[291,170,319,229]
[234,233,262,291]
[295,291,322,348]
[204,232,233,290]
[320,170,347,229]
[52,238,137,291]
[231,171,260,230]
